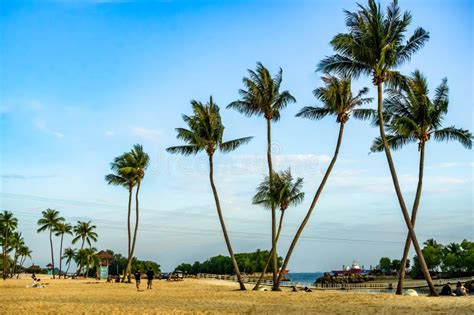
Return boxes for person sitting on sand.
[146,268,155,290]
[134,269,142,291]
[455,281,468,296]
[440,283,453,296]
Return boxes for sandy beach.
[1,276,472,314]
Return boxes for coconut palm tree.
[54,223,73,278]
[62,247,77,276]
[318,0,438,295]
[167,96,252,290]
[82,247,98,278]
[117,144,150,283]
[16,245,32,278]
[370,71,472,294]
[105,153,137,281]
[74,248,87,277]
[72,220,98,276]
[0,210,18,280]
[9,232,24,277]
[228,62,296,289]
[37,208,64,279]
[252,169,305,290]
[275,75,373,289]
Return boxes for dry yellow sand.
[1,276,472,314]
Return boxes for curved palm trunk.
[10,248,19,278]
[396,143,425,294]
[122,185,133,283]
[76,239,85,277]
[275,122,345,289]
[65,261,71,277]
[58,234,64,279]
[86,259,90,278]
[266,118,278,290]
[16,256,26,278]
[209,154,246,290]
[253,209,286,290]
[126,180,141,283]
[376,82,437,296]
[49,229,55,279]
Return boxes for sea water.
[285,272,324,286]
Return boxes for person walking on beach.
[146,268,155,290]
[134,268,142,291]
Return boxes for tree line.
[174,250,283,275]
[0,211,32,279]
[105,249,161,277]
[104,0,472,295]
[35,208,98,279]
[378,239,473,279]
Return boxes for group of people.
[440,282,469,296]
[134,268,155,291]
[27,273,45,288]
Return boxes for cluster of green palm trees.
[1,210,32,279]
[36,208,98,279]
[165,0,472,294]
[105,144,150,282]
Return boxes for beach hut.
[25,264,41,274]
[97,250,113,280]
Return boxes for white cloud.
[33,119,64,139]
[230,154,330,175]
[132,127,161,141]
[434,176,466,185]
[105,130,115,136]
[436,162,458,169]
[275,154,330,164]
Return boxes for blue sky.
[0,0,472,272]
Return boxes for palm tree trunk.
[17,256,25,278]
[275,122,345,289]
[65,261,71,277]
[86,259,90,278]
[122,185,133,283]
[10,248,19,278]
[208,154,246,290]
[76,239,85,277]
[3,230,8,280]
[265,118,278,291]
[396,142,425,294]
[49,229,55,279]
[376,81,437,296]
[253,209,286,290]
[59,234,64,279]
[125,181,141,283]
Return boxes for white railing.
[197,273,474,290]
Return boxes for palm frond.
[352,108,376,120]
[431,127,473,149]
[219,137,253,153]
[370,134,415,152]
[317,54,370,78]
[396,27,430,66]
[296,106,331,120]
[226,100,259,117]
[166,145,202,156]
